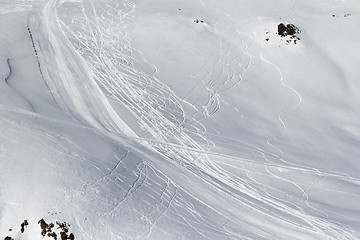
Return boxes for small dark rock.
[59,231,75,240]
[69,233,75,240]
[194,19,204,24]
[56,221,70,233]
[48,232,58,240]
[4,237,14,240]
[56,221,75,239]
[60,232,67,240]
[38,219,47,231]
[20,220,29,233]
[38,219,54,237]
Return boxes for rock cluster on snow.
[38,219,75,240]
[2,219,75,240]
[277,23,300,44]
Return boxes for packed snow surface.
[1,0,360,239]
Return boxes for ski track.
[43,0,360,238]
[1,0,359,239]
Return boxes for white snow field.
[1,0,360,239]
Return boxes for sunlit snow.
[1,0,360,239]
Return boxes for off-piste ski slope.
[1,0,360,239]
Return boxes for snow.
[1,0,360,239]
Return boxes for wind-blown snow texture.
[1,0,360,239]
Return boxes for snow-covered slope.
[1,0,360,239]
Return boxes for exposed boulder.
[277,23,299,37]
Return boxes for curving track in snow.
[1,0,360,239]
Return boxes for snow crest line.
[4,58,11,83]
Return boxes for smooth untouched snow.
[0,0,360,239]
